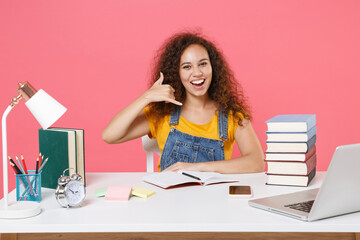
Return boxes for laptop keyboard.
[284,200,314,213]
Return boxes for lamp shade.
[25,89,67,129]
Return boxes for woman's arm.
[102,73,182,144]
[163,119,265,173]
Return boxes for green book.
[39,128,85,189]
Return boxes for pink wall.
[1,0,359,197]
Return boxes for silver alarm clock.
[55,168,86,208]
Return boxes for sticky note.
[105,186,132,201]
[95,187,108,197]
[131,187,156,199]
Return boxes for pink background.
[1,0,359,198]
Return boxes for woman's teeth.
[191,79,205,85]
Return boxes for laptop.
[248,143,360,221]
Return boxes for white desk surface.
[1,171,360,233]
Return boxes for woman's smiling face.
[179,44,213,98]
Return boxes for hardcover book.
[266,135,316,153]
[265,145,316,161]
[39,128,85,189]
[266,168,316,187]
[265,115,316,132]
[266,154,317,175]
[266,126,316,142]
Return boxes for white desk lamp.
[0,82,67,219]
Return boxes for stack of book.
[265,115,317,187]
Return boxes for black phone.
[229,185,252,198]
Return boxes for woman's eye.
[200,62,207,66]
[183,65,191,69]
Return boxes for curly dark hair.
[149,32,252,126]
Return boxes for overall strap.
[218,106,229,141]
[169,106,181,126]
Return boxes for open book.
[142,171,238,189]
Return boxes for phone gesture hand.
[144,72,182,106]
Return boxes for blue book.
[266,126,317,142]
[266,135,316,153]
[265,114,316,132]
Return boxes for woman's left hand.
[162,162,203,172]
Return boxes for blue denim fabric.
[160,106,228,171]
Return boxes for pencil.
[15,156,35,195]
[35,157,39,174]
[38,153,42,168]
[9,161,20,175]
[10,161,27,200]
[16,156,25,174]
[38,158,48,172]
[8,157,22,174]
[21,155,28,174]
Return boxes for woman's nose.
[192,66,203,76]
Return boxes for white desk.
[0,172,360,240]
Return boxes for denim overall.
[160,106,229,171]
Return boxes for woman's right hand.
[143,72,182,106]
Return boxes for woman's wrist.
[196,162,215,172]
[137,91,153,108]
[140,89,156,106]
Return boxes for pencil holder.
[16,170,41,202]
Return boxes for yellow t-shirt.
[143,106,242,171]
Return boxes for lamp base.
[0,200,41,219]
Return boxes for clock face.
[65,181,85,206]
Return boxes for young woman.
[102,32,264,173]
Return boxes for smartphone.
[229,185,252,198]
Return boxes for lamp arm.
[2,105,14,208]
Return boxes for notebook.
[248,143,360,221]
[142,171,238,189]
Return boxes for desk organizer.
[16,170,41,202]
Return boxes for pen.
[182,172,201,181]
[16,156,25,174]
[38,158,48,172]
[35,157,39,174]
[21,155,28,174]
